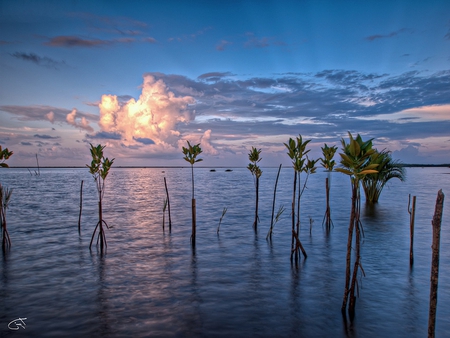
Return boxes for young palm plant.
[247,147,262,232]
[362,149,406,204]
[335,132,378,317]
[320,144,338,231]
[86,143,114,252]
[1,145,13,251]
[284,135,317,263]
[182,141,203,247]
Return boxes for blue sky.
[1,0,450,167]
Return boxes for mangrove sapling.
[1,145,14,251]
[247,147,262,232]
[362,149,406,204]
[320,144,338,231]
[0,146,13,168]
[335,132,378,316]
[267,164,282,240]
[86,143,115,252]
[182,141,203,247]
[284,135,315,262]
[217,207,227,234]
[1,184,13,251]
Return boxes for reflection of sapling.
[86,143,114,252]
[1,145,14,251]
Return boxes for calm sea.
[0,166,449,337]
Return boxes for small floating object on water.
[225,169,233,172]
[210,169,216,172]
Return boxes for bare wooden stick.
[408,194,416,266]
[428,189,444,338]
[164,177,172,231]
[78,180,83,234]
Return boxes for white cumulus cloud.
[98,75,195,147]
[66,109,94,132]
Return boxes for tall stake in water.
[428,189,444,338]
[78,180,83,235]
[164,177,172,231]
[408,194,416,266]
[0,145,13,251]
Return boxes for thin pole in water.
[428,189,444,338]
[164,177,172,231]
[78,180,83,234]
[408,194,416,266]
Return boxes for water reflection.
[183,246,203,335]
[91,254,111,337]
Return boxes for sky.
[1,0,450,167]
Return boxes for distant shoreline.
[5,164,450,169]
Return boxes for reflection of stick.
[35,154,40,176]
[78,180,83,234]
[428,189,444,338]
[163,198,168,231]
[408,194,416,266]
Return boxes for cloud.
[142,37,157,43]
[11,52,66,69]
[168,26,213,42]
[45,36,111,47]
[0,105,98,126]
[199,129,218,155]
[134,137,155,145]
[66,109,94,132]
[46,111,55,123]
[86,131,122,140]
[198,72,234,82]
[98,75,195,147]
[216,40,232,51]
[243,32,286,49]
[365,28,409,41]
[33,134,60,139]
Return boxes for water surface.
[0,167,449,337]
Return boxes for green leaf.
[359,169,379,175]
[335,168,353,176]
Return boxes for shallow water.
[0,166,449,337]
